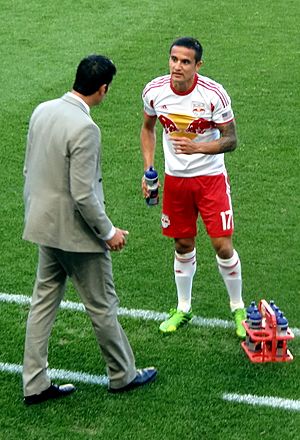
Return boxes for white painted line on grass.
[223,392,300,412]
[0,362,108,386]
[192,315,234,329]
[0,292,299,336]
[0,292,233,329]
[2,362,299,409]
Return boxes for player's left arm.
[172,119,237,155]
[214,119,238,153]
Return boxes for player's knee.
[217,247,233,259]
[212,237,233,259]
[175,238,195,254]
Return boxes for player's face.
[169,46,202,91]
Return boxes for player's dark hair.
[170,37,203,63]
[73,54,117,96]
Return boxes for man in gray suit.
[22,54,157,405]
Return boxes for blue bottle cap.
[276,312,288,327]
[145,166,158,179]
[250,307,262,319]
[246,301,257,317]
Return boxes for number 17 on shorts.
[220,209,233,231]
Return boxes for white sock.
[174,249,196,313]
[216,249,244,312]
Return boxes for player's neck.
[172,81,190,92]
[171,74,197,94]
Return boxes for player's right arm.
[141,112,157,169]
[140,112,157,198]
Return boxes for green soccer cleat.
[159,308,193,333]
[233,308,247,339]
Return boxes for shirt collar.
[67,91,90,114]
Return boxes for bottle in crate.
[248,307,262,352]
[246,301,257,318]
[276,312,288,357]
[246,301,257,346]
[270,300,280,317]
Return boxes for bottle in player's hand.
[144,166,159,206]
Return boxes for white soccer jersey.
[142,73,234,177]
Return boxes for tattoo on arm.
[217,121,237,153]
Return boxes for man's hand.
[171,120,237,155]
[141,175,149,199]
[141,175,161,199]
[106,228,129,251]
[172,137,199,155]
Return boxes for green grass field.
[0,0,299,439]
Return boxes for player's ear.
[196,60,203,71]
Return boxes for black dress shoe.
[24,383,76,405]
[108,367,157,393]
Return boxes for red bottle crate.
[241,299,294,363]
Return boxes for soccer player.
[140,37,246,338]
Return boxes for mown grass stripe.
[223,392,300,412]
[0,362,108,386]
[0,292,299,336]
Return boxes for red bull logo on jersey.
[186,118,215,134]
[161,213,170,229]
[158,115,179,134]
[192,102,205,116]
[158,113,214,139]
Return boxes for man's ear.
[99,84,108,95]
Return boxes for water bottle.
[276,312,288,356]
[248,307,262,352]
[269,300,276,309]
[246,301,257,319]
[246,301,257,346]
[270,300,280,317]
[144,166,159,206]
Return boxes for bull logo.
[158,115,179,134]
[192,102,205,117]
[159,114,214,139]
[186,118,214,134]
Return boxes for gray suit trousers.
[23,245,136,396]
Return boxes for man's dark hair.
[169,37,203,63]
[73,54,117,96]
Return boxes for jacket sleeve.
[69,123,114,240]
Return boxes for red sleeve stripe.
[197,79,229,108]
[143,77,170,98]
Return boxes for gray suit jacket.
[23,93,113,252]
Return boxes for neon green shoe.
[233,308,246,339]
[159,308,193,333]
